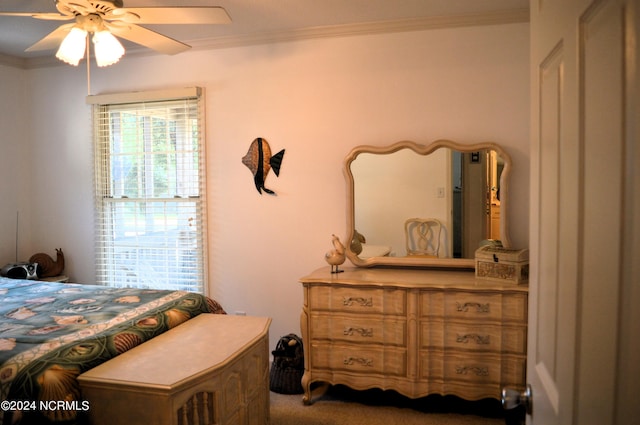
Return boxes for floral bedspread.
[0,277,225,424]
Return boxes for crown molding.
[9,8,529,70]
[189,8,530,51]
[0,53,28,69]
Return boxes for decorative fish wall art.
[242,137,285,195]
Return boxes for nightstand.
[39,275,69,283]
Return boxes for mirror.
[345,140,512,269]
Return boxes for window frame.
[87,87,208,294]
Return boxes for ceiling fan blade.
[108,23,190,55]
[0,12,72,21]
[25,23,75,52]
[106,7,231,25]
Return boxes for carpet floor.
[270,385,513,425]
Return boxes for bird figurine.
[325,234,346,274]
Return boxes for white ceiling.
[0,0,529,67]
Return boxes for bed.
[0,276,225,425]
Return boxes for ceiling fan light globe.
[93,30,125,67]
[55,27,87,66]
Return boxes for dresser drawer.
[420,291,527,323]
[310,312,407,346]
[308,285,407,315]
[310,343,407,376]
[419,352,526,387]
[420,321,527,354]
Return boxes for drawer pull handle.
[455,366,489,376]
[456,333,491,345]
[456,302,490,313]
[343,297,373,307]
[343,357,373,367]
[344,327,373,337]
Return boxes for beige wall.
[1,22,529,349]
[0,64,31,264]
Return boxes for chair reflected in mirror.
[404,218,442,258]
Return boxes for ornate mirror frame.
[344,139,512,269]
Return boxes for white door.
[528,0,639,424]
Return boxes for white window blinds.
[90,88,207,293]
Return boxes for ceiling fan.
[0,0,231,66]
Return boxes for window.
[89,88,207,293]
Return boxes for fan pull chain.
[86,36,91,95]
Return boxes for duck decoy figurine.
[325,234,346,274]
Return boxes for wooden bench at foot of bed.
[78,314,272,425]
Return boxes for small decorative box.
[475,245,529,284]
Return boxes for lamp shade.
[56,27,88,66]
[93,31,125,67]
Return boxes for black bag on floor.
[269,333,304,394]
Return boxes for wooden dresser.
[299,266,528,403]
